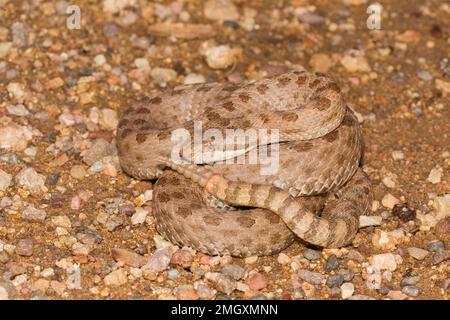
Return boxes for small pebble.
[298,270,324,285]
[170,249,194,269]
[175,285,199,300]
[325,255,340,272]
[15,238,34,256]
[432,250,450,265]
[112,248,146,268]
[359,215,382,227]
[391,150,405,160]
[142,246,176,272]
[221,264,245,281]
[426,240,445,252]
[70,165,86,180]
[427,166,443,184]
[0,280,16,300]
[204,0,239,21]
[15,167,46,194]
[369,253,398,271]
[104,268,128,286]
[326,274,344,288]
[204,45,238,69]
[401,285,421,297]
[406,247,429,260]
[340,282,354,299]
[303,249,321,261]
[277,253,291,265]
[382,193,400,209]
[130,207,148,225]
[0,169,12,191]
[21,205,47,221]
[245,272,268,291]
[400,276,421,287]
[244,256,258,264]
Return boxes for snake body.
[117,71,373,257]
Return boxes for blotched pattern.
[117,71,373,257]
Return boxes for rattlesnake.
[117,70,373,257]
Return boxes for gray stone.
[400,276,421,287]
[298,269,324,285]
[303,249,321,260]
[81,139,117,166]
[0,169,12,191]
[15,167,46,194]
[338,269,355,282]
[221,264,246,281]
[432,250,450,265]
[15,238,34,256]
[142,247,175,273]
[402,285,421,297]
[326,274,344,288]
[0,279,16,300]
[426,240,445,252]
[325,254,340,272]
[21,205,47,221]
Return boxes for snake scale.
[116,70,373,257]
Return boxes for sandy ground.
[0,0,449,300]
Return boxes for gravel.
[220,264,246,281]
[324,254,340,272]
[298,270,324,285]
[0,169,12,191]
[303,249,321,261]
[426,240,445,252]
[340,282,354,299]
[21,205,47,221]
[245,272,268,291]
[326,274,345,288]
[402,285,421,297]
[142,246,176,273]
[15,167,46,194]
[15,238,35,256]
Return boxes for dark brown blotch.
[133,119,147,126]
[120,128,133,139]
[293,141,314,152]
[296,76,308,86]
[118,119,129,128]
[219,117,231,126]
[324,129,339,143]
[222,101,235,112]
[135,108,150,114]
[172,191,185,199]
[149,96,162,104]
[281,112,299,122]
[158,192,171,203]
[206,112,220,121]
[277,76,291,87]
[256,84,270,94]
[341,114,353,127]
[309,78,321,89]
[313,97,331,111]
[241,119,252,128]
[223,85,238,92]
[135,132,147,143]
[171,89,184,96]
[196,85,212,93]
[264,212,280,224]
[260,114,270,124]
[236,216,256,228]
[238,94,251,103]
[177,207,192,218]
[203,215,222,226]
